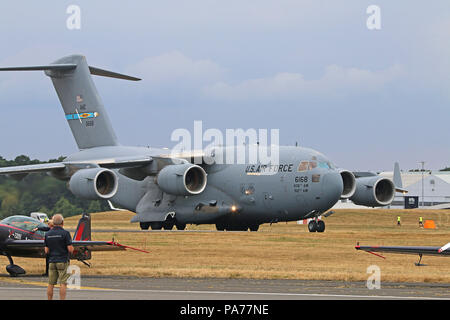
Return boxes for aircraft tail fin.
[73,212,91,241]
[0,54,140,150]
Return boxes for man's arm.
[44,235,49,255]
[33,225,50,232]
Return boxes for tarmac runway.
[0,275,448,300]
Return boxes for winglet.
[393,162,402,188]
[393,162,408,193]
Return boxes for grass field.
[4,209,450,283]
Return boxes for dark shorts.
[48,262,70,285]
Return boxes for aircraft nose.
[321,170,344,209]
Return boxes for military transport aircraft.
[0,213,147,276]
[355,242,450,266]
[0,54,402,232]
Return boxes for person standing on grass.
[44,214,74,300]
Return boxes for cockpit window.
[298,161,319,171]
[317,162,330,169]
[0,215,47,232]
[297,161,309,172]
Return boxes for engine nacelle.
[339,170,356,199]
[156,164,207,196]
[350,176,395,207]
[69,168,118,200]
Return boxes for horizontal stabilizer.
[0,64,76,71]
[0,63,140,81]
[89,66,141,81]
[0,54,140,151]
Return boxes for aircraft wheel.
[308,221,317,232]
[216,224,225,231]
[227,225,248,231]
[175,223,186,230]
[140,222,150,230]
[249,225,259,232]
[150,222,163,230]
[163,222,174,230]
[6,264,26,277]
[316,220,325,232]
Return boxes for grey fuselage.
[64,145,343,226]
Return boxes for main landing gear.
[308,219,325,233]
[415,254,426,267]
[5,254,26,277]
[140,221,186,230]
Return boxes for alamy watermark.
[66,5,81,30]
[170,121,280,173]
[67,265,81,290]
[366,265,381,290]
[366,5,381,30]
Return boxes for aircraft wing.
[66,156,154,169]
[72,240,149,253]
[0,163,66,175]
[3,239,148,258]
[0,157,154,180]
[352,170,407,193]
[0,149,211,181]
[355,244,450,257]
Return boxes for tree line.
[0,155,110,219]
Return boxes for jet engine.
[156,164,207,196]
[339,170,356,199]
[350,176,395,207]
[69,168,118,200]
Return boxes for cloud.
[0,46,79,104]
[202,64,404,102]
[121,51,405,108]
[126,51,226,87]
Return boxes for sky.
[0,1,449,171]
